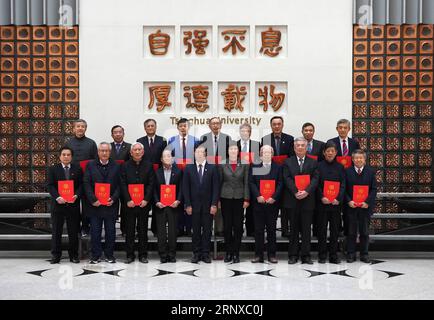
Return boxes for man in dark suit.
[327,119,360,157]
[183,145,220,263]
[136,119,167,236]
[47,146,82,264]
[199,117,230,237]
[110,125,131,162]
[154,149,183,263]
[120,142,155,264]
[302,122,325,238]
[237,123,261,237]
[282,137,319,265]
[249,145,283,263]
[109,125,131,237]
[327,119,361,237]
[65,119,97,237]
[345,149,377,263]
[261,116,294,238]
[83,142,121,264]
[136,119,167,167]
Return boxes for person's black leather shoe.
[288,256,298,264]
[302,257,313,265]
[251,256,264,263]
[160,256,167,263]
[168,256,176,263]
[360,255,371,263]
[224,253,232,263]
[202,255,211,263]
[191,255,200,263]
[50,257,61,264]
[346,254,356,263]
[139,256,148,264]
[268,257,278,264]
[125,257,135,264]
[232,255,240,263]
[69,257,80,264]
[329,257,341,264]
[318,257,326,264]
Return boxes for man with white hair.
[83,142,121,264]
[282,137,319,265]
[120,142,155,264]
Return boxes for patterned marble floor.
[0,251,433,300]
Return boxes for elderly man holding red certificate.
[344,149,377,263]
[120,142,155,264]
[47,146,83,264]
[248,145,283,264]
[282,137,319,265]
[317,141,346,264]
[83,142,121,264]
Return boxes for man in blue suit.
[167,118,199,236]
[182,145,220,263]
[344,149,377,264]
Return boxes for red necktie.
[342,140,348,156]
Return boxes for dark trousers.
[317,205,341,259]
[221,198,244,255]
[51,206,80,258]
[80,200,91,234]
[253,203,278,258]
[150,204,157,235]
[280,207,289,235]
[287,206,313,258]
[244,205,254,236]
[178,210,192,233]
[346,209,370,256]
[125,206,150,258]
[119,201,126,235]
[192,206,213,257]
[89,214,116,259]
[155,206,178,258]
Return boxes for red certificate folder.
[323,180,340,202]
[240,152,254,164]
[176,158,193,171]
[79,160,90,172]
[160,184,176,206]
[353,185,369,206]
[306,154,318,161]
[128,184,144,206]
[336,156,352,169]
[95,183,110,205]
[206,155,222,165]
[260,180,275,201]
[295,175,310,191]
[58,180,74,202]
[272,155,288,165]
[153,164,159,171]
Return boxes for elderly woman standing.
[218,141,250,263]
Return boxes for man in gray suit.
[200,117,230,236]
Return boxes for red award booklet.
[58,180,74,202]
[336,156,352,169]
[240,152,254,164]
[160,185,176,206]
[323,180,340,202]
[128,184,144,206]
[95,183,110,205]
[260,180,275,201]
[295,175,310,191]
[153,164,159,171]
[272,155,288,165]
[353,185,369,206]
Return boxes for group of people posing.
[47,116,377,265]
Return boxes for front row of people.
[47,138,377,265]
